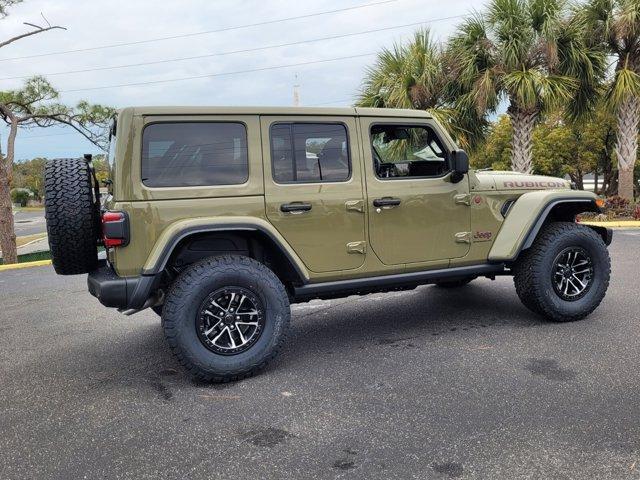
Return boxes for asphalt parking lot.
[13,210,46,237]
[1,231,639,479]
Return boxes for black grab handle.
[373,197,401,207]
[280,202,312,213]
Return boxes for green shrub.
[11,189,30,207]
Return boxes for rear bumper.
[87,261,157,309]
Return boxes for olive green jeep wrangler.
[44,106,612,382]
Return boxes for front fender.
[488,190,599,262]
[141,216,310,281]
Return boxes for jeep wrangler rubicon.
[44,107,612,382]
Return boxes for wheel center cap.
[224,313,235,324]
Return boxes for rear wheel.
[162,255,290,382]
[44,158,99,275]
[513,222,610,322]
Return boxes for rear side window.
[141,122,248,187]
[270,123,350,183]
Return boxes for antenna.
[293,73,300,107]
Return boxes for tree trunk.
[508,107,538,173]
[0,119,18,264]
[606,174,618,197]
[618,167,635,201]
[614,94,640,201]
[568,172,584,190]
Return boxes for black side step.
[293,263,507,300]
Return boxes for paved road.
[13,209,46,237]
[1,231,639,479]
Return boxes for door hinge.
[345,199,365,213]
[454,194,471,206]
[454,232,472,244]
[346,241,366,254]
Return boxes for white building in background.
[581,174,603,192]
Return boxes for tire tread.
[44,158,99,275]
[162,255,290,383]
[513,222,610,322]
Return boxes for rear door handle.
[373,197,401,208]
[280,202,312,213]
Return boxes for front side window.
[371,124,449,179]
[141,122,248,187]
[270,123,350,183]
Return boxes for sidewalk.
[18,236,50,255]
[0,235,49,261]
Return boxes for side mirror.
[451,149,469,183]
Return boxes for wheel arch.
[488,191,604,263]
[142,218,310,286]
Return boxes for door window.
[270,123,350,183]
[370,124,449,179]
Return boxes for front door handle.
[373,197,401,208]
[280,202,312,213]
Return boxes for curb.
[0,259,52,272]
[579,221,640,228]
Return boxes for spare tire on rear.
[44,158,100,275]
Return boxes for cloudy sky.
[0,0,482,160]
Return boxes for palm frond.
[605,67,640,107]
[357,28,446,110]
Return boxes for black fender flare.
[141,223,308,283]
[515,198,609,259]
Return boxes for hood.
[473,170,571,192]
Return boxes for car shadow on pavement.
[21,282,549,392]
[274,282,546,368]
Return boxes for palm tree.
[448,0,604,173]
[357,28,485,149]
[580,0,640,200]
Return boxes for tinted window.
[371,124,449,179]
[270,123,350,183]
[142,122,248,187]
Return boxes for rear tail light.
[102,211,129,248]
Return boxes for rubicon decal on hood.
[503,180,566,189]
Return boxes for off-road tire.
[44,158,99,275]
[513,222,610,322]
[162,255,290,382]
[435,278,474,288]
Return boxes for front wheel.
[162,255,290,382]
[513,222,610,322]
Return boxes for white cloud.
[0,0,482,160]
